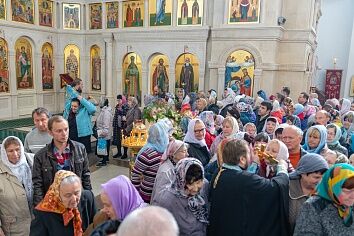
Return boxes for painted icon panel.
[64,44,80,79]
[175,53,199,94]
[15,37,33,89]
[123,0,144,28]
[42,43,54,90]
[149,0,172,26]
[150,54,169,94]
[39,0,53,27]
[89,3,102,29]
[225,50,255,96]
[0,0,6,20]
[106,1,119,29]
[91,45,101,91]
[177,0,203,26]
[0,38,9,92]
[228,0,260,24]
[11,0,34,24]
[63,3,80,30]
[122,52,142,102]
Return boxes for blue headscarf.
[294,103,304,116]
[303,125,327,154]
[257,90,267,101]
[326,123,342,146]
[136,121,169,156]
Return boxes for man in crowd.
[255,101,273,133]
[24,107,52,154]
[32,115,92,206]
[208,139,289,236]
[282,125,308,168]
[315,110,331,126]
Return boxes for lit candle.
[333,58,337,64]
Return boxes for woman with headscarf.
[112,95,129,158]
[153,158,209,236]
[259,139,294,179]
[214,115,224,135]
[30,170,96,236]
[288,153,329,234]
[219,88,236,117]
[199,111,216,149]
[262,116,279,140]
[303,125,328,154]
[294,164,354,235]
[0,136,33,236]
[326,123,348,156]
[270,100,283,124]
[85,175,147,236]
[340,98,351,118]
[131,121,169,203]
[123,96,142,159]
[95,96,113,167]
[210,116,239,158]
[184,118,211,167]
[293,103,306,130]
[237,102,256,126]
[151,140,189,203]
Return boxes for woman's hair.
[185,164,203,185]
[343,176,354,189]
[308,127,320,137]
[222,116,234,127]
[254,132,270,143]
[60,175,81,185]
[3,137,21,149]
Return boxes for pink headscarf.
[161,139,186,162]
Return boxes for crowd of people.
[0,80,354,236]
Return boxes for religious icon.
[42,42,54,90]
[175,53,199,94]
[0,38,9,92]
[228,0,260,24]
[63,3,80,30]
[177,0,203,26]
[151,55,169,93]
[0,0,6,20]
[89,3,102,29]
[225,50,255,96]
[64,44,80,79]
[11,0,34,24]
[15,37,33,89]
[39,0,53,27]
[106,1,119,29]
[123,0,144,27]
[91,45,101,91]
[149,0,172,26]
[122,52,142,102]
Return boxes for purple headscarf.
[101,175,146,221]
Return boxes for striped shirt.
[131,148,162,203]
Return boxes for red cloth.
[205,131,216,149]
[270,110,283,124]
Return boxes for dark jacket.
[255,114,270,133]
[32,139,92,206]
[124,105,142,135]
[30,190,97,236]
[186,142,211,167]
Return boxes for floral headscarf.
[303,125,328,154]
[161,139,187,162]
[199,111,216,135]
[169,158,208,223]
[340,98,351,118]
[184,118,207,147]
[36,170,83,236]
[316,164,354,226]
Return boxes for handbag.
[97,138,108,156]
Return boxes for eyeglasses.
[194,128,205,133]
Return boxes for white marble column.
[203,0,207,26]
[8,50,19,117]
[172,0,178,27]
[217,67,226,97]
[144,0,149,27]
[58,2,62,29]
[34,0,39,25]
[104,38,113,100]
[253,68,263,96]
[119,1,123,28]
[35,51,42,93]
[141,69,148,106]
[169,66,175,94]
[102,2,106,29]
[6,0,11,21]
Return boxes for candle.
[333,58,337,64]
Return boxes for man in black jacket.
[32,115,92,206]
[255,101,273,133]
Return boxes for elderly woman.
[303,125,328,154]
[151,140,189,203]
[199,111,216,149]
[259,139,294,178]
[122,96,142,159]
[214,115,224,135]
[153,158,209,236]
[184,118,211,167]
[294,164,354,235]
[326,123,348,156]
[112,95,128,158]
[95,97,113,167]
[85,175,146,236]
[30,170,96,236]
[210,116,239,157]
[288,153,329,234]
[0,136,33,236]
[131,121,169,203]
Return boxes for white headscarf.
[262,116,279,139]
[183,118,207,147]
[265,139,289,177]
[340,98,351,117]
[1,136,33,207]
[223,116,240,139]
